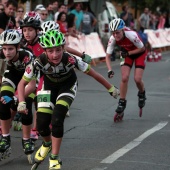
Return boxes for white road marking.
[101,121,168,164]
[91,168,107,170]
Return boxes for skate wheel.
[27,154,34,165]
[114,112,124,122]
[31,162,40,170]
[139,108,142,117]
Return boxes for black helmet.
[20,11,41,29]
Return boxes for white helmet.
[0,29,22,45]
[41,21,60,35]
[109,18,125,31]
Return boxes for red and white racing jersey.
[106,27,144,55]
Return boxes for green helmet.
[39,30,65,48]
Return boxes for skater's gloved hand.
[120,50,129,58]
[1,95,13,104]
[81,52,92,64]
[17,102,28,114]
[108,70,114,78]
[108,85,120,99]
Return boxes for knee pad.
[52,104,68,138]
[21,97,33,125]
[36,112,51,137]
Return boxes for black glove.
[120,51,129,58]
[108,70,114,78]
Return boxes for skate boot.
[114,99,127,122]
[31,141,52,170]
[0,135,11,160]
[22,138,35,164]
[30,128,39,142]
[49,154,62,170]
[138,91,146,117]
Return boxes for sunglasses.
[41,13,48,16]
[17,10,24,13]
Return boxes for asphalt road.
[0,51,170,170]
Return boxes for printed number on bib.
[37,90,51,108]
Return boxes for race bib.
[37,90,51,108]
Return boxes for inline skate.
[138,91,146,117]
[49,154,62,170]
[13,113,22,131]
[31,141,51,170]
[30,128,39,142]
[22,138,35,164]
[0,136,11,160]
[114,99,126,122]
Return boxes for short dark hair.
[6,0,18,8]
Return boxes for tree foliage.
[114,0,170,13]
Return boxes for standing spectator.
[120,5,134,28]
[57,11,68,34]
[36,6,48,24]
[81,3,97,35]
[52,0,59,13]
[138,7,150,29]
[0,3,4,13]
[54,3,66,22]
[15,5,24,28]
[157,12,166,29]
[70,2,83,31]
[46,2,54,21]
[0,0,17,33]
[149,11,158,30]
[67,13,79,38]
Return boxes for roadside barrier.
[144,29,170,62]
[66,32,106,59]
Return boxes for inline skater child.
[19,11,45,141]
[17,30,120,170]
[0,29,35,163]
[20,15,92,128]
[105,18,147,122]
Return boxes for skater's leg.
[134,68,145,92]
[33,112,52,164]
[21,96,35,164]
[134,68,146,108]
[119,65,131,99]
[0,119,11,134]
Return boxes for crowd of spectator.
[0,0,170,41]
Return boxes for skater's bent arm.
[65,46,82,57]
[25,79,36,97]
[128,46,145,55]
[86,67,112,90]
[17,79,29,102]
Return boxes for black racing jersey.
[5,49,35,74]
[23,52,89,84]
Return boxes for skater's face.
[22,27,37,43]
[112,30,124,41]
[45,46,64,65]
[2,45,18,61]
